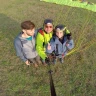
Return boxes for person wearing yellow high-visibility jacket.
[36,19,54,65]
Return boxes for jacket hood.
[17,32,31,41]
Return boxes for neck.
[22,33,31,38]
[58,36,64,40]
[44,30,48,34]
[59,36,64,44]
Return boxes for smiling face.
[23,28,35,36]
[44,23,53,33]
[21,20,35,37]
[56,29,64,39]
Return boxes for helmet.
[55,24,66,32]
[43,19,53,25]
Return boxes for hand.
[47,43,51,50]
[25,60,30,65]
[66,43,69,46]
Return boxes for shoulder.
[64,30,72,40]
[36,28,44,38]
[14,33,22,44]
[38,28,44,36]
[50,36,57,42]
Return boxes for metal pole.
[46,57,57,96]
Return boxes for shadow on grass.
[0,13,21,65]
[0,13,20,40]
[0,14,22,96]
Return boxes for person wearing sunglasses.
[46,24,74,64]
[36,19,54,65]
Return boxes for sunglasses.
[45,26,53,28]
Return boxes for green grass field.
[0,0,96,96]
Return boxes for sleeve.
[14,38,27,62]
[46,38,55,54]
[66,39,74,50]
[36,33,47,60]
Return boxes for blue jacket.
[46,36,74,57]
[14,32,38,62]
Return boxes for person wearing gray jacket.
[46,24,74,64]
[14,20,41,67]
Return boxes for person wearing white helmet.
[47,24,74,64]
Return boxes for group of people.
[14,19,74,67]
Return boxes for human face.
[44,23,53,33]
[56,30,64,39]
[23,28,35,36]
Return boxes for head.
[21,20,35,36]
[43,19,53,34]
[55,24,66,39]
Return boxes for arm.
[14,38,27,62]
[66,39,74,50]
[46,38,55,54]
[36,33,47,60]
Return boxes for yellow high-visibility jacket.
[36,29,53,60]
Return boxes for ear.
[22,29,26,33]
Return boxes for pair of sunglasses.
[45,26,53,28]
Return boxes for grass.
[0,0,96,96]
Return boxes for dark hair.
[43,19,53,25]
[21,20,35,30]
[55,24,66,31]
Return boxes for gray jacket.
[46,36,74,57]
[14,32,38,62]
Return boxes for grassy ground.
[0,0,96,96]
